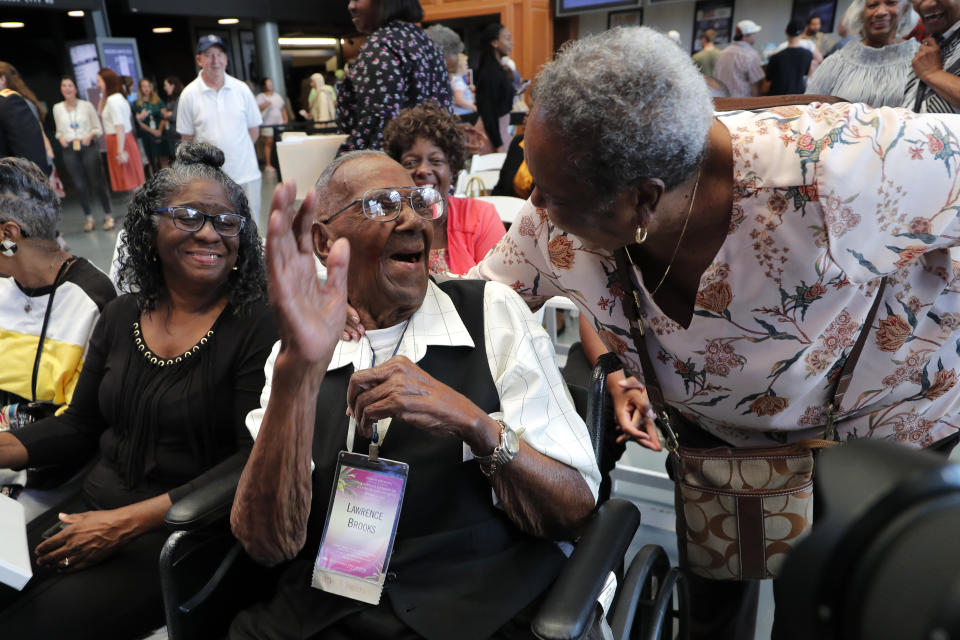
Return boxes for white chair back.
[476,195,526,226]
[455,170,500,197]
[276,134,348,200]
[470,152,507,173]
[280,131,308,141]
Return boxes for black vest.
[269,280,565,640]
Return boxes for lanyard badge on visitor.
[311,451,409,605]
[311,319,412,604]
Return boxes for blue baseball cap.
[197,34,226,54]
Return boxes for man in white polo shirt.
[177,35,264,227]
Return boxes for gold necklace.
[642,164,703,298]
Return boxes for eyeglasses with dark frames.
[153,207,246,237]
[324,186,446,224]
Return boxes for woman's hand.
[611,376,661,451]
[267,181,350,374]
[342,302,365,341]
[347,356,489,446]
[35,510,135,571]
[136,109,149,122]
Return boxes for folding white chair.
[476,195,526,226]
[276,134,347,200]
[536,296,580,359]
[455,170,500,197]
[470,152,507,173]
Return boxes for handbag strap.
[30,256,77,402]
[613,249,678,448]
[613,247,888,448]
[823,275,887,439]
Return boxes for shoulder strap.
[823,276,887,439]
[31,257,78,402]
[613,249,677,446]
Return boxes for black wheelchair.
[159,351,689,640]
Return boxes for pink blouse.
[436,196,507,275]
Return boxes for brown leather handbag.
[614,248,886,580]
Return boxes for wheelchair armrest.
[165,467,242,532]
[532,498,642,640]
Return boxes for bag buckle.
[658,409,680,454]
[824,403,837,442]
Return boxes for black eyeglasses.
[325,186,446,224]
[153,207,246,237]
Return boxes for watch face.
[503,427,520,454]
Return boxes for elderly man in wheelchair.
[227,150,602,640]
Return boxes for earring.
[0,239,17,256]
[634,227,648,245]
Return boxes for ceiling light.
[68,10,85,17]
[278,37,338,47]
[153,27,173,33]
[218,18,239,25]
[0,22,25,28]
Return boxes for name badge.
[312,451,408,605]
[72,140,81,151]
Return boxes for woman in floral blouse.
[338,0,452,153]
[464,27,960,640]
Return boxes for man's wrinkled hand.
[266,181,350,373]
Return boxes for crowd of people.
[2,0,960,638]
[701,0,960,113]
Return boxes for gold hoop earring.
[635,226,648,245]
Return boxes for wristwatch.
[476,420,522,478]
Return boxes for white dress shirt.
[246,279,601,501]
[177,72,262,185]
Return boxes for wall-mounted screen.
[69,42,101,99]
[97,38,143,93]
[556,0,642,18]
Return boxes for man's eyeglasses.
[325,186,446,224]
[153,207,246,237]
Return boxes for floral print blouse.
[472,102,960,447]
[337,21,452,152]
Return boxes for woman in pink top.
[383,102,506,275]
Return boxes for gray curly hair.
[425,24,464,59]
[843,0,918,39]
[532,27,713,194]
[0,157,60,241]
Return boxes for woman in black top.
[162,75,184,149]
[337,0,452,152]
[473,23,516,152]
[0,142,277,640]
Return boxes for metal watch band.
[478,420,518,478]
